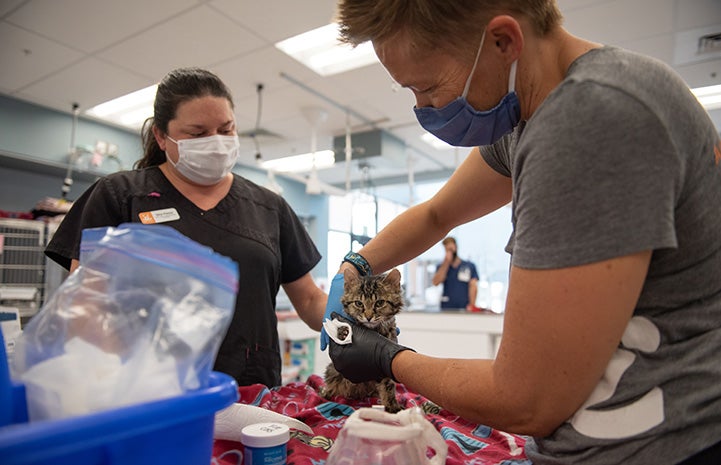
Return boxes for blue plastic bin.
[0,330,239,465]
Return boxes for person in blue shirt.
[432,237,479,311]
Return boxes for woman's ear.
[486,15,524,63]
[152,125,167,152]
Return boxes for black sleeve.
[45,177,126,270]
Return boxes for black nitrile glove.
[328,312,414,383]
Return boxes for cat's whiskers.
[362,319,383,329]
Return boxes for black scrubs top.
[46,167,321,387]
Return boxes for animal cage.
[0,219,46,323]
[44,221,68,306]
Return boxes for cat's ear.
[385,268,401,287]
[343,268,360,286]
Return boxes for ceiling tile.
[318,64,418,122]
[211,46,320,104]
[6,0,200,53]
[563,0,675,45]
[558,0,614,13]
[311,64,393,103]
[18,57,154,113]
[619,33,676,63]
[0,21,83,92]
[209,0,336,43]
[98,4,265,80]
[0,0,25,17]
[674,0,721,30]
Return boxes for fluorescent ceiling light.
[86,84,157,130]
[691,84,721,111]
[261,150,335,173]
[275,23,379,76]
[421,132,455,150]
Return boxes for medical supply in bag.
[11,223,239,421]
[326,407,447,465]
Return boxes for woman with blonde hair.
[324,1,721,464]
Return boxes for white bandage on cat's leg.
[322,318,353,345]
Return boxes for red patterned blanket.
[212,375,529,465]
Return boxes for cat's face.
[341,269,403,328]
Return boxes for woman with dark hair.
[46,67,327,388]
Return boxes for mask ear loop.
[508,60,518,93]
[461,30,486,98]
[164,135,180,167]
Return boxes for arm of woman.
[283,273,327,331]
[391,250,651,436]
[358,147,512,274]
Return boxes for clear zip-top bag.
[11,223,239,421]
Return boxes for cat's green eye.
[353,300,363,308]
[374,300,386,308]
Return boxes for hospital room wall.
[0,94,330,279]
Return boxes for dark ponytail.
[134,68,235,169]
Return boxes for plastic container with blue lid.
[241,422,290,465]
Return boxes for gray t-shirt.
[482,46,721,465]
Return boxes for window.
[327,183,512,313]
[327,192,406,279]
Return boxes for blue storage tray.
[0,330,238,465]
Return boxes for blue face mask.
[414,31,520,147]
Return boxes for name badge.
[138,208,180,224]
[457,267,471,283]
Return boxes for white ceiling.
[1,0,720,195]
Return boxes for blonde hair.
[336,0,562,57]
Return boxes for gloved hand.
[320,273,353,351]
[328,312,414,383]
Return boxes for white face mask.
[166,134,240,185]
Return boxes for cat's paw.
[384,402,403,414]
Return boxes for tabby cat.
[322,268,404,413]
